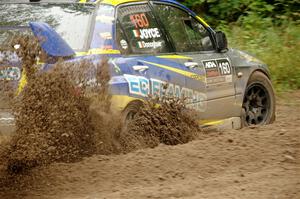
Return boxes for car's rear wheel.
[242,71,275,126]
[122,100,143,124]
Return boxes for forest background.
[179,0,299,91]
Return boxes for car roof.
[83,0,189,9]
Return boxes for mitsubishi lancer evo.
[0,0,275,134]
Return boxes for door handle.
[132,65,149,72]
[184,62,198,69]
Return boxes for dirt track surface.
[1,91,300,199]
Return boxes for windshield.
[0,3,96,51]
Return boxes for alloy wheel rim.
[243,83,271,125]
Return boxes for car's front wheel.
[242,71,276,126]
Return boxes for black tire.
[242,71,276,126]
[122,100,143,124]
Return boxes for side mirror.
[215,31,228,52]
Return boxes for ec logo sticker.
[124,74,149,97]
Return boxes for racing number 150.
[130,13,149,28]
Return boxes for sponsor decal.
[130,13,149,28]
[216,59,232,75]
[132,29,140,38]
[124,74,149,97]
[99,32,112,39]
[137,41,162,49]
[120,39,128,49]
[0,66,21,81]
[124,74,207,112]
[132,28,161,39]
[202,60,220,77]
[202,58,232,84]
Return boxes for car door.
[115,2,198,101]
[153,2,240,120]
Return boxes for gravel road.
[0,91,299,199]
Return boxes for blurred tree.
[179,0,299,27]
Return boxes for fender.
[226,48,271,111]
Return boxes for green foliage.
[179,0,300,90]
[179,0,299,27]
[226,22,300,91]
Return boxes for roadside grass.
[224,21,300,91]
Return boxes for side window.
[154,4,214,52]
[116,4,171,54]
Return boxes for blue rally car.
[0,0,275,134]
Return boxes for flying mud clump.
[121,97,201,152]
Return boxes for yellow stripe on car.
[196,16,209,27]
[76,48,121,56]
[79,0,102,4]
[200,120,224,126]
[101,0,140,6]
[17,69,27,95]
[140,60,205,81]
[157,55,192,60]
